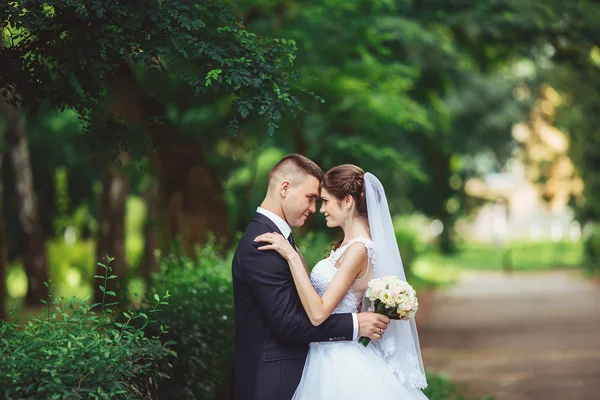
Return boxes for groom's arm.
[245,243,354,344]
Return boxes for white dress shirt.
[256,207,359,340]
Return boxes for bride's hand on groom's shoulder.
[357,312,390,340]
[255,232,297,261]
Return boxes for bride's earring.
[345,207,351,225]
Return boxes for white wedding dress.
[292,236,428,400]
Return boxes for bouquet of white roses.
[359,275,419,346]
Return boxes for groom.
[231,154,390,400]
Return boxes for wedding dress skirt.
[294,237,428,399]
[292,340,428,400]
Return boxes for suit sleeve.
[245,242,353,343]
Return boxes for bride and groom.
[232,154,428,399]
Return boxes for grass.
[417,240,584,272]
[425,370,493,400]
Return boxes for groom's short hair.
[268,154,323,188]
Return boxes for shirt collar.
[256,207,291,239]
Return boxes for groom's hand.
[357,312,389,340]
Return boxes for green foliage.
[47,238,96,298]
[395,225,424,280]
[418,240,583,271]
[583,228,600,274]
[232,0,538,254]
[0,257,173,399]
[424,370,493,400]
[1,0,303,141]
[125,196,147,268]
[139,242,234,400]
[224,146,287,233]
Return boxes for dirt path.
[418,270,600,400]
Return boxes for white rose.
[387,282,403,295]
[370,280,387,300]
[399,293,411,304]
[385,298,397,308]
[379,289,396,307]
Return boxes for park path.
[418,270,600,400]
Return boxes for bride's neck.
[341,217,370,242]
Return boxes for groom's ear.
[280,180,291,197]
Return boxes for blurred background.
[1,1,599,399]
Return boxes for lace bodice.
[310,236,375,314]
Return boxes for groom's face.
[282,174,320,227]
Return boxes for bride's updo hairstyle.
[320,164,368,250]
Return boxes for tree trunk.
[431,146,455,255]
[108,65,229,254]
[0,125,7,320]
[150,145,229,255]
[94,155,130,304]
[1,99,49,306]
[0,30,6,320]
[141,175,159,282]
[420,136,456,255]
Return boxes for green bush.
[0,257,173,399]
[584,228,600,274]
[141,242,235,400]
[395,225,423,279]
[424,370,493,400]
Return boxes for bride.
[255,164,428,399]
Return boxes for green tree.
[0,113,6,319]
[233,0,531,251]
[1,0,303,252]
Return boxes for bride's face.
[319,188,346,228]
